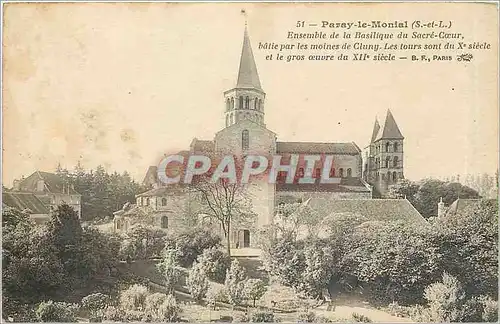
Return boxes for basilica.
[113,26,420,249]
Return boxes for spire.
[370,118,380,143]
[235,25,262,90]
[374,109,404,141]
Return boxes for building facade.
[121,26,407,248]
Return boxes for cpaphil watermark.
[157,154,342,185]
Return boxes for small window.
[239,96,243,109]
[242,130,249,150]
[245,96,250,109]
[393,171,397,182]
[385,142,390,152]
[347,168,352,177]
[393,156,399,168]
[226,99,230,111]
[162,198,167,206]
[161,216,168,229]
[339,168,344,177]
[330,168,336,177]
[394,142,399,152]
[385,157,390,168]
[298,168,304,177]
[315,168,321,178]
[146,197,150,206]
[231,98,235,109]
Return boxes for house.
[2,191,51,224]
[12,171,82,218]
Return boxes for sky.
[2,2,498,186]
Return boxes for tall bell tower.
[223,25,266,128]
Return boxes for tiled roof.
[18,171,80,195]
[2,191,49,214]
[374,110,404,141]
[444,198,495,217]
[235,26,262,90]
[306,198,427,225]
[136,185,187,197]
[143,166,158,186]
[276,177,371,193]
[276,142,360,155]
[370,119,380,143]
[190,139,215,153]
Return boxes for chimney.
[437,197,445,218]
[13,179,20,191]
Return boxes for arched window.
[258,99,262,110]
[330,168,336,177]
[385,157,390,168]
[116,219,121,230]
[242,130,249,150]
[231,98,234,109]
[239,96,243,109]
[394,142,399,152]
[161,216,168,229]
[339,168,344,177]
[385,142,390,152]
[315,168,321,178]
[162,198,167,206]
[387,172,391,182]
[146,197,150,206]
[245,96,249,109]
[298,168,304,177]
[376,172,379,180]
[347,168,352,177]
[393,171,397,182]
[226,99,230,111]
[254,99,257,109]
[393,156,399,168]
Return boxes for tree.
[144,293,180,322]
[187,262,209,301]
[244,278,266,307]
[224,259,247,306]
[191,176,256,257]
[387,179,419,204]
[206,285,226,310]
[298,240,336,299]
[169,227,221,267]
[196,247,231,283]
[119,284,149,311]
[157,249,181,294]
[35,301,78,322]
[423,273,465,322]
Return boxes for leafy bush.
[297,311,317,322]
[156,249,181,294]
[81,293,110,313]
[251,311,275,322]
[351,312,372,323]
[119,284,149,311]
[206,285,226,310]
[244,278,267,307]
[168,227,221,267]
[35,300,78,322]
[225,259,247,306]
[155,294,181,322]
[196,246,231,283]
[187,262,209,301]
[103,306,125,321]
[423,272,465,322]
[481,296,498,322]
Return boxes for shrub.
[187,262,209,301]
[169,228,221,267]
[196,247,231,283]
[103,306,125,321]
[424,272,465,322]
[156,294,181,322]
[297,311,317,322]
[244,278,267,307]
[35,300,78,322]
[206,285,226,310]
[224,259,247,306]
[351,312,372,323]
[157,249,181,294]
[481,296,498,322]
[119,284,149,311]
[81,293,110,313]
[251,311,275,322]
